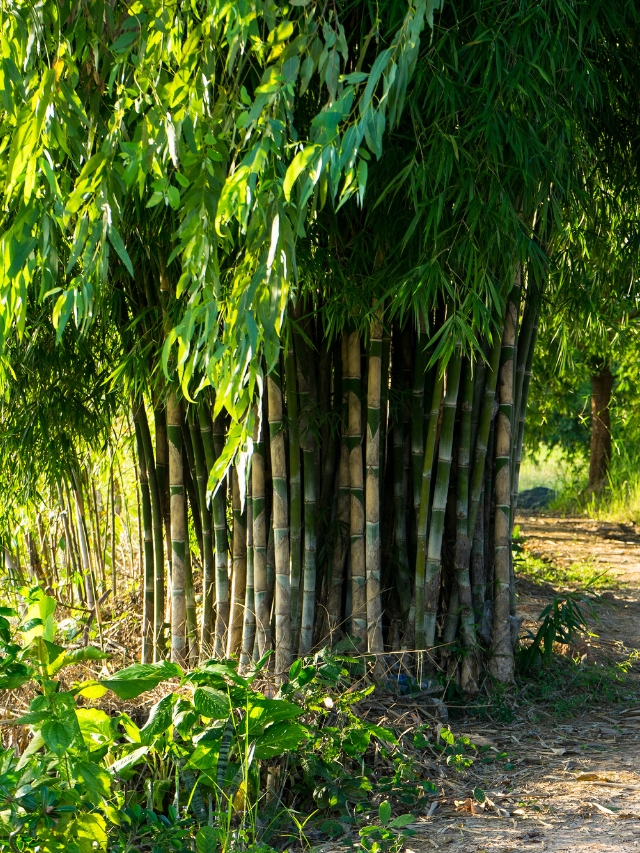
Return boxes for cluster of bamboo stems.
[128,276,538,688]
[1,278,537,688]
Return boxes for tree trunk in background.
[587,365,614,494]
[167,391,187,666]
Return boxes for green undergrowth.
[514,549,617,590]
[3,586,639,853]
[0,586,479,853]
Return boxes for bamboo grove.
[1,0,640,689]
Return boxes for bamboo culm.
[267,367,292,675]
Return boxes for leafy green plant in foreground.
[0,590,414,853]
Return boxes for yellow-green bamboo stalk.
[212,410,231,656]
[184,502,199,667]
[240,474,255,669]
[423,351,462,648]
[346,330,367,650]
[490,290,518,683]
[167,390,187,666]
[267,366,292,675]
[227,466,247,658]
[366,315,384,659]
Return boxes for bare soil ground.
[402,514,640,852]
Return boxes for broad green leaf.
[71,759,112,800]
[253,721,308,759]
[72,813,107,853]
[42,718,75,755]
[76,708,115,746]
[193,686,230,720]
[108,745,149,777]
[141,693,176,738]
[389,813,414,828]
[101,660,182,699]
[196,826,219,853]
[378,800,391,825]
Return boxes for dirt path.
[406,514,640,853]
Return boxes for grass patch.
[514,550,617,590]
[515,652,640,721]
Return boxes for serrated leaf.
[42,718,75,755]
[72,760,112,799]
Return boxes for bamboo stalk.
[366,314,384,661]
[110,457,117,601]
[72,471,96,611]
[423,351,462,649]
[296,337,317,658]
[414,368,445,651]
[137,401,166,661]
[189,407,215,657]
[213,410,231,655]
[267,366,292,675]
[227,466,247,658]
[184,499,199,668]
[133,404,155,663]
[489,288,519,683]
[251,407,271,657]
[467,334,503,541]
[411,327,429,529]
[199,404,230,657]
[326,335,349,639]
[454,358,476,649]
[346,329,367,651]
[285,347,302,649]
[167,391,187,666]
[240,473,255,669]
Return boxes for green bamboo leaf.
[107,225,134,276]
[283,145,321,200]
